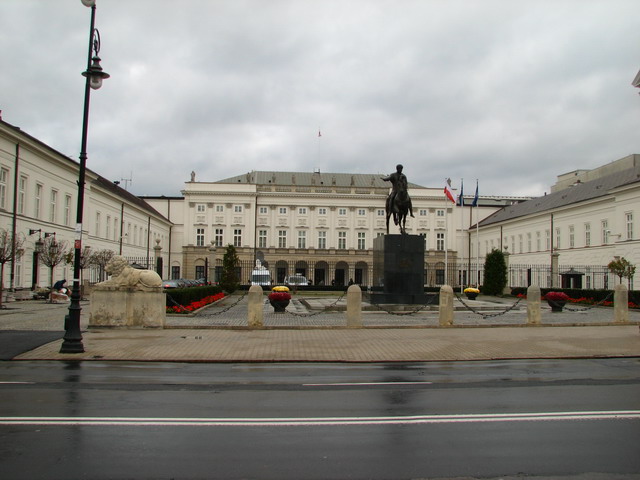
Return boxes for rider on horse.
[381,164,414,218]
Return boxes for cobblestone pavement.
[7,295,640,362]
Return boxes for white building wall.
[0,121,172,290]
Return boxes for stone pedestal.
[370,234,433,304]
[439,285,454,326]
[247,284,264,327]
[346,284,363,327]
[526,285,541,324]
[614,283,629,323]
[89,287,165,328]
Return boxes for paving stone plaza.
[2,294,639,363]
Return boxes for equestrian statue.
[382,164,414,234]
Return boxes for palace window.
[233,229,242,247]
[0,168,7,210]
[569,225,575,248]
[34,183,42,219]
[338,231,346,249]
[585,223,591,247]
[278,230,287,248]
[297,230,306,249]
[317,231,326,249]
[545,230,550,250]
[258,230,267,248]
[357,232,366,250]
[18,176,26,214]
[196,228,205,246]
[64,195,72,226]
[50,190,58,223]
[214,228,223,247]
[626,212,633,240]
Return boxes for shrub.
[483,249,507,295]
[165,285,222,307]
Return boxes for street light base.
[59,340,85,354]
[60,314,85,353]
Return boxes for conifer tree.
[483,248,507,295]
[220,244,240,293]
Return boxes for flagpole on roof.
[316,127,322,171]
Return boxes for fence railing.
[82,257,633,291]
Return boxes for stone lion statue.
[96,255,162,291]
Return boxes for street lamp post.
[60,0,110,353]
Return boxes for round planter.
[465,293,478,300]
[547,300,566,312]
[269,299,290,313]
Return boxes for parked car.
[251,266,272,286]
[285,274,309,287]
[162,279,186,289]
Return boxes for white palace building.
[1,116,637,293]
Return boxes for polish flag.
[444,179,456,204]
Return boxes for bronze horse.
[386,188,410,234]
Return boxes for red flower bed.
[543,291,569,302]
[268,291,292,302]
[167,292,225,314]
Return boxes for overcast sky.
[1,0,639,198]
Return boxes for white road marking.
[1,411,639,427]
[0,382,35,385]
[303,382,433,386]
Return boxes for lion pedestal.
[89,256,165,329]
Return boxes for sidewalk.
[3,296,640,363]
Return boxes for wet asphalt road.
[0,330,64,360]
[1,359,639,479]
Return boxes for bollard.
[526,285,541,324]
[247,285,264,328]
[439,285,454,326]
[614,284,629,324]
[346,284,363,327]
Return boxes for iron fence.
[83,257,634,291]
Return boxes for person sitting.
[50,279,70,303]
[52,279,67,294]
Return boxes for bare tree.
[0,229,25,308]
[89,249,115,282]
[65,246,93,298]
[39,236,69,302]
